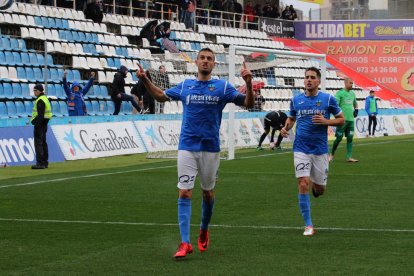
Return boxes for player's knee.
[335,133,343,139]
[202,190,215,202]
[179,189,192,199]
[314,184,325,196]
[298,178,310,193]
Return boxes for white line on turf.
[0,165,176,189]
[0,217,413,233]
[222,171,413,177]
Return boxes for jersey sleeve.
[224,81,246,106]
[328,94,342,116]
[164,81,184,101]
[289,98,296,117]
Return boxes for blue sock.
[298,194,312,227]
[200,198,215,231]
[177,198,191,243]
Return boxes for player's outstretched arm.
[136,64,169,102]
[240,62,254,108]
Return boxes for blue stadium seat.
[1,37,10,50]
[3,83,13,99]
[34,16,42,26]
[51,101,62,117]
[44,68,51,80]
[17,67,27,80]
[13,52,22,66]
[65,30,73,41]
[47,54,56,67]
[37,53,45,65]
[62,19,69,29]
[10,38,19,50]
[15,101,26,117]
[115,47,123,56]
[55,84,66,100]
[85,100,93,115]
[0,102,8,118]
[106,100,114,115]
[66,69,74,81]
[57,68,64,79]
[85,33,92,43]
[21,83,31,99]
[114,58,121,68]
[58,30,66,40]
[91,100,100,115]
[99,85,109,99]
[59,101,68,116]
[78,32,86,41]
[121,101,132,115]
[41,17,49,28]
[99,100,108,115]
[12,83,22,99]
[33,68,43,82]
[24,101,34,117]
[25,67,35,82]
[47,84,56,97]
[87,85,98,99]
[48,18,56,28]
[73,70,81,81]
[29,53,38,66]
[91,33,99,43]
[72,31,79,41]
[82,44,90,53]
[6,101,18,118]
[18,39,27,50]
[21,52,30,65]
[55,18,62,28]
[0,52,6,65]
[5,51,14,65]
[0,83,3,99]
[50,68,59,82]
[107,58,115,68]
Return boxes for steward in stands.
[31,84,52,169]
[63,70,95,116]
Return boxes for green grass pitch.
[1,135,414,274]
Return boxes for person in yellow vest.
[31,84,52,169]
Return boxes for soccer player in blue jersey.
[136,48,254,258]
[281,67,344,236]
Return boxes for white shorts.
[293,152,329,186]
[177,150,220,190]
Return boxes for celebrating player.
[257,110,288,150]
[329,78,359,162]
[281,67,344,236]
[136,48,254,258]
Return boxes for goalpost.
[144,46,327,160]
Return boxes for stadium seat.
[121,101,132,115]
[59,101,69,116]
[91,100,100,115]
[46,84,57,98]
[99,85,109,99]
[33,68,43,82]
[6,101,18,118]
[3,83,13,99]
[106,100,114,115]
[25,68,35,82]
[0,102,8,118]
[5,51,14,65]
[85,101,93,115]
[15,101,26,117]
[51,101,62,117]
[55,84,66,100]
[17,67,27,81]
[21,83,31,99]
[99,100,108,115]
[24,101,34,117]
[12,83,23,99]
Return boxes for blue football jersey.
[289,91,342,155]
[165,78,246,152]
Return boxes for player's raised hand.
[135,63,147,79]
[63,69,67,78]
[90,71,96,78]
[241,61,252,83]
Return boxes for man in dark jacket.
[84,0,103,23]
[63,70,95,116]
[111,65,141,115]
[31,84,52,169]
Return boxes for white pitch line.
[0,165,176,189]
[222,171,414,177]
[0,217,413,233]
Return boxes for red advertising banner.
[308,41,414,101]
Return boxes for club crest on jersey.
[208,84,215,91]
[316,100,322,107]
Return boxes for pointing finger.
[243,61,247,69]
[137,63,144,72]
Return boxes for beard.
[199,68,212,76]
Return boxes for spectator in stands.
[270,3,280,18]
[209,0,222,26]
[155,21,180,53]
[111,65,141,115]
[288,5,298,20]
[244,1,256,30]
[140,19,159,47]
[131,70,155,114]
[233,0,243,28]
[31,84,52,170]
[63,70,95,116]
[281,6,290,20]
[262,2,273,18]
[365,90,379,137]
[184,0,196,30]
[76,0,87,11]
[84,0,104,24]
[223,0,235,27]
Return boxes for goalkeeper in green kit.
[329,78,359,163]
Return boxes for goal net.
[142,46,326,160]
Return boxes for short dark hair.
[197,48,215,59]
[369,90,375,93]
[305,67,321,79]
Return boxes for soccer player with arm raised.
[280,67,344,236]
[136,48,254,258]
